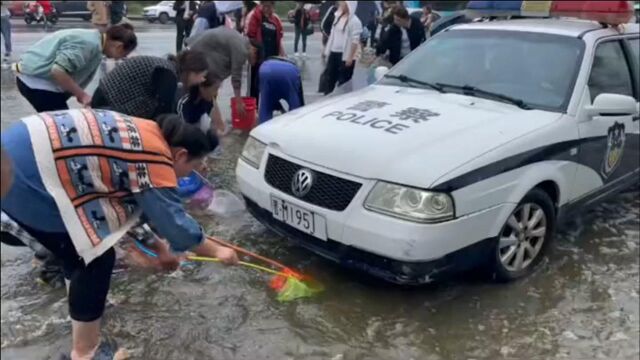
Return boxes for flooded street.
[1,22,639,360]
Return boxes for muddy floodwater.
[2,126,638,359]
[1,24,639,360]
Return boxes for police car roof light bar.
[465,1,634,26]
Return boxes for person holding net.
[1,111,238,359]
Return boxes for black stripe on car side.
[432,137,606,192]
[558,169,639,222]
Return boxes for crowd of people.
[0,1,439,358]
[317,1,437,93]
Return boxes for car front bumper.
[245,196,498,284]
[236,154,510,284]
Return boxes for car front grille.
[263,155,362,211]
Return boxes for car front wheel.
[158,13,169,24]
[492,188,555,281]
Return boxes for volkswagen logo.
[291,168,314,198]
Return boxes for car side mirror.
[585,93,638,118]
[374,66,390,82]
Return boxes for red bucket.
[231,97,257,130]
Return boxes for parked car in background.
[8,1,27,17]
[52,1,91,21]
[51,1,127,21]
[143,1,176,24]
[307,4,320,23]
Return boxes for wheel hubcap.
[499,203,547,272]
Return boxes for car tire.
[147,18,156,23]
[25,16,33,24]
[158,13,169,24]
[491,188,555,282]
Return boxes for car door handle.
[633,115,639,122]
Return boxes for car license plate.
[271,196,327,241]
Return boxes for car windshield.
[380,30,585,111]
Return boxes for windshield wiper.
[435,83,532,110]
[384,74,445,93]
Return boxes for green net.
[276,277,324,302]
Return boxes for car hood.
[252,85,562,189]
[143,6,159,11]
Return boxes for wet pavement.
[1,24,639,360]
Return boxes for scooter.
[24,3,58,25]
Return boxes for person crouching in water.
[177,72,226,135]
[91,49,209,120]
[0,110,238,360]
[14,23,137,112]
[258,57,304,124]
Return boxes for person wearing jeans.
[190,0,221,38]
[293,2,310,57]
[1,2,11,61]
[258,57,304,123]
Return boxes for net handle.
[133,240,293,278]
[192,171,303,277]
[186,256,293,278]
[206,235,302,277]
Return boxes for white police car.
[237,18,640,284]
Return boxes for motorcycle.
[24,2,58,25]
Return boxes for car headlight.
[364,182,454,223]
[240,137,267,169]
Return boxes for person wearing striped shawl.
[1,109,238,360]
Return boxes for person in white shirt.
[319,1,362,95]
